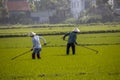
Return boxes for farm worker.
[29,32,46,59]
[63,28,80,55]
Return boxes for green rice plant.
[0,25,120,80]
[0,33,120,49]
[0,45,120,80]
[0,24,120,36]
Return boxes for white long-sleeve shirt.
[32,35,46,48]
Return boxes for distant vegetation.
[0,0,120,24]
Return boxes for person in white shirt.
[29,32,46,59]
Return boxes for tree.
[38,0,71,23]
[0,0,8,24]
[78,0,115,23]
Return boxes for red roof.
[7,0,30,11]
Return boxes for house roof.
[7,0,30,11]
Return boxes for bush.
[63,18,76,24]
[79,15,102,23]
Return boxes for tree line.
[0,0,120,24]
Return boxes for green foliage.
[29,3,36,11]
[78,0,115,23]
[0,8,7,18]
[0,24,120,36]
[9,12,32,24]
[34,0,71,23]
[0,33,120,80]
[39,0,69,10]
[0,25,120,79]
[79,15,102,23]
[0,0,4,8]
[63,18,76,24]
[0,0,8,23]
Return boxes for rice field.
[0,25,120,80]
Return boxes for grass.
[0,24,120,80]
[0,32,120,80]
[0,24,120,36]
[0,33,120,48]
[0,45,120,80]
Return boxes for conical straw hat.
[29,32,36,36]
[72,28,80,32]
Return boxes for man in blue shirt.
[29,32,46,59]
[63,28,80,55]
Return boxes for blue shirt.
[68,32,77,43]
[63,32,77,44]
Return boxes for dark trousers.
[32,53,40,59]
[66,43,75,55]
[32,48,41,59]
